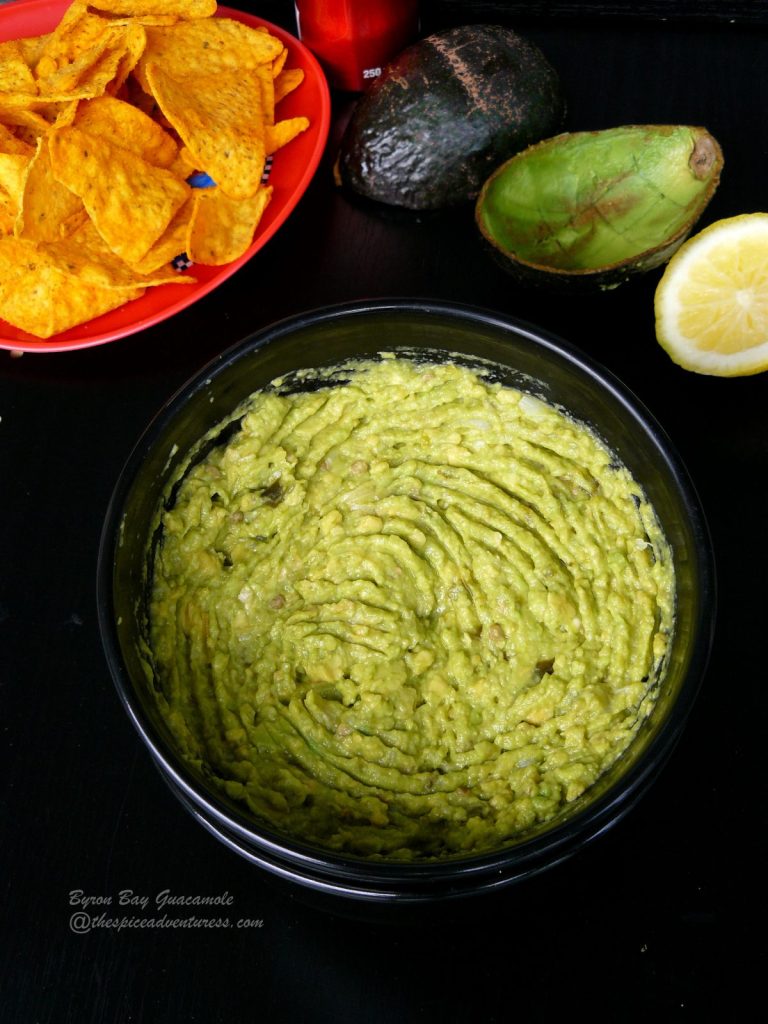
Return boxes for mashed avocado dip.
[148,356,675,859]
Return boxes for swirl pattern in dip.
[148,357,675,859]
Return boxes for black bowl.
[97,299,715,903]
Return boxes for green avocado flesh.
[478,125,722,272]
[147,358,675,860]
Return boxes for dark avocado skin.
[337,25,565,211]
[479,233,689,294]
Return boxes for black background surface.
[2,1,765,1019]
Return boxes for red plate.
[0,0,330,353]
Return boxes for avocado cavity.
[476,125,723,287]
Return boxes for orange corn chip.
[274,67,304,105]
[15,136,88,242]
[146,63,266,200]
[88,0,217,18]
[42,218,196,288]
[134,16,283,90]
[0,123,34,157]
[168,146,198,179]
[265,116,309,156]
[0,151,31,203]
[74,95,178,167]
[186,184,272,265]
[271,46,288,78]
[0,152,30,233]
[110,21,148,94]
[0,103,55,136]
[254,64,275,125]
[0,39,38,96]
[52,100,80,129]
[0,236,145,338]
[17,34,52,69]
[0,200,15,236]
[98,15,180,27]
[36,24,141,99]
[33,5,111,78]
[126,195,196,273]
[49,125,190,262]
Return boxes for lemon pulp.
[655,213,768,375]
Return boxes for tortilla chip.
[274,67,304,105]
[74,95,178,167]
[0,236,145,338]
[126,195,196,272]
[134,16,283,90]
[33,5,111,79]
[0,200,15,237]
[0,123,34,157]
[36,24,141,99]
[0,94,70,117]
[0,151,31,204]
[98,15,180,27]
[15,136,88,242]
[265,116,309,156]
[169,146,198,179]
[0,103,55,136]
[0,152,30,233]
[49,125,190,262]
[110,21,148,94]
[146,63,265,200]
[88,0,217,19]
[254,64,275,125]
[272,47,288,79]
[52,100,80,129]
[43,218,196,287]
[17,34,52,69]
[0,40,38,96]
[186,184,271,265]
[0,118,48,154]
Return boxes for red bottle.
[295,0,419,92]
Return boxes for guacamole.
[148,357,675,859]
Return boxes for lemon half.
[655,213,768,376]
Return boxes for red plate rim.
[0,0,331,354]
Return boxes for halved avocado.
[475,125,724,290]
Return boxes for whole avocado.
[336,24,565,210]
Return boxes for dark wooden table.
[2,1,764,1019]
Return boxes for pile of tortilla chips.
[0,0,309,338]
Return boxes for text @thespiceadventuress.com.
[68,890,264,934]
